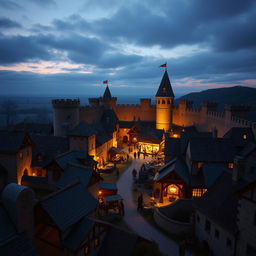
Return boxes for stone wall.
[153,199,194,236]
[195,210,236,256]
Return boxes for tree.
[0,99,18,127]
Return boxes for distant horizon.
[0,0,256,96]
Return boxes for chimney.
[232,156,245,182]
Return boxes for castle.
[52,70,256,140]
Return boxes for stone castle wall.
[173,101,256,137]
[79,105,104,124]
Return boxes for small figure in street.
[132,168,137,180]
[120,200,125,216]
[134,151,137,159]
[143,152,146,159]
[137,193,144,211]
[138,151,140,159]
[127,154,129,161]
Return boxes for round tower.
[52,99,80,136]
[155,71,175,131]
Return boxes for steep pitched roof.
[56,164,93,189]
[103,86,112,99]
[31,134,68,167]
[155,71,174,97]
[194,172,248,234]
[40,183,99,231]
[188,137,236,162]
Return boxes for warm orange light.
[133,137,137,142]
[172,134,179,138]
[168,185,177,194]
[98,190,102,195]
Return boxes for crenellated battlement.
[52,99,80,108]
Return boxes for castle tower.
[155,71,175,130]
[101,85,117,109]
[52,99,80,136]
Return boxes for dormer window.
[163,87,166,93]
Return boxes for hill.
[177,86,256,121]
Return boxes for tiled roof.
[202,163,226,188]
[155,71,174,97]
[164,138,181,157]
[40,183,99,231]
[31,134,68,167]
[103,194,123,202]
[55,151,96,170]
[139,127,164,144]
[223,127,255,148]
[98,225,138,256]
[194,172,248,234]
[99,183,117,190]
[189,137,236,162]
[56,164,93,189]
[63,217,95,251]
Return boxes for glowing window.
[84,245,89,255]
[228,163,234,169]
[197,162,203,168]
[243,134,247,140]
[94,237,100,247]
[192,188,207,197]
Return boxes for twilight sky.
[0,0,256,97]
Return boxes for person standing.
[138,151,140,159]
[134,151,137,159]
[132,168,137,179]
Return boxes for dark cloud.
[0,34,51,64]
[0,17,22,28]
[0,0,22,10]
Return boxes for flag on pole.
[160,63,167,68]
[103,80,108,84]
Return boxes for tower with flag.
[155,66,175,131]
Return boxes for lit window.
[84,245,89,255]
[94,237,100,247]
[197,162,203,168]
[243,134,247,140]
[228,163,234,169]
[192,188,207,197]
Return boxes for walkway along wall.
[153,199,194,236]
[173,101,256,137]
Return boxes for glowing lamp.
[168,186,177,194]
[98,190,102,195]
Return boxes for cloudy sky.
[0,0,256,97]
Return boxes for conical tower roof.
[155,71,174,97]
[103,85,112,99]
